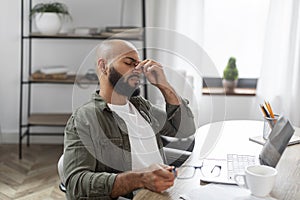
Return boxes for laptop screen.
[259,116,295,167]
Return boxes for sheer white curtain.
[257,0,300,126]
[146,0,205,126]
[147,0,204,43]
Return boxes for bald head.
[96,40,142,99]
[96,40,138,65]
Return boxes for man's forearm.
[157,83,181,105]
[110,171,143,198]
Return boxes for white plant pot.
[222,79,238,93]
[35,13,62,35]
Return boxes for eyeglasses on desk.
[176,162,222,179]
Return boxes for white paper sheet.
[180,184,277,200]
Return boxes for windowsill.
[202,77,257,96]
[202,87,256,96]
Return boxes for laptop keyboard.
[227,154,256,180]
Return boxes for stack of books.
[100,26,143,39]
[73,27,100,35]
[32,66,69,80]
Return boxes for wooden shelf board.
[29,75,98,84]
[28,113,71,126]
[26,32,143,41]
[202,87,256,96]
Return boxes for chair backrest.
[161,135,195,167]
[57,154,66,192]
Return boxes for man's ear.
[97,58,107,74]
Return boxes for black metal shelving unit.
[19,0,147,159]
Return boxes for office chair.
[57,154,66,192]
[161,135,195,167]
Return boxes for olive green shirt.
[63,91,195,200]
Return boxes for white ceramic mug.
[234,165,277,197]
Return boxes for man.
[63,39,196,199]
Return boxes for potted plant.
[222,57,239,93]
[30,2,71,35]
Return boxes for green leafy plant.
[223,57,238,81]
[30,2,71,19]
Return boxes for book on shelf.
[100,31,142,39]
[99,26,143,39]
[73,27,100,35]
[31,71,68,80]
[40,66,68,75]
[105,26,140,33]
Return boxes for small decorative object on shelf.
[100,26,143,39]
[222,57,239,93]
[30,2,71,35]
[85,69,98,81]
[73,27,100,35]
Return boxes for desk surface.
[133,120,300,200]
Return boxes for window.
[203,0,270,78]
[148,0,270,96]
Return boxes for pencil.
[267,102,275,118]
[260,104,270,118]
[264,101,270,111]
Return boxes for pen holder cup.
[263,114,279,140]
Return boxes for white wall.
[0,0,262,143]
[0,0,21,139]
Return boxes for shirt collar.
[92,90,142,112]
[92,90,110,112]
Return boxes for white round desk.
[134,120,300,200]
[191,120,263,161]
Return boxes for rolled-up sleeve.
[63,115,117,200]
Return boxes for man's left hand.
[136,59,170,89]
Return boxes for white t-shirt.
[108,101,163,170]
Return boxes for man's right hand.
[140,164,176,193]
[110,164,176,198]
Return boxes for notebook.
[200,116,295,185]
[249,135,300,146]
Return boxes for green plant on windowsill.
[223,57,238,81]
[222,57,239,92]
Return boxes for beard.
[108,66,141,97]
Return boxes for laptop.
[200,117,295,185]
